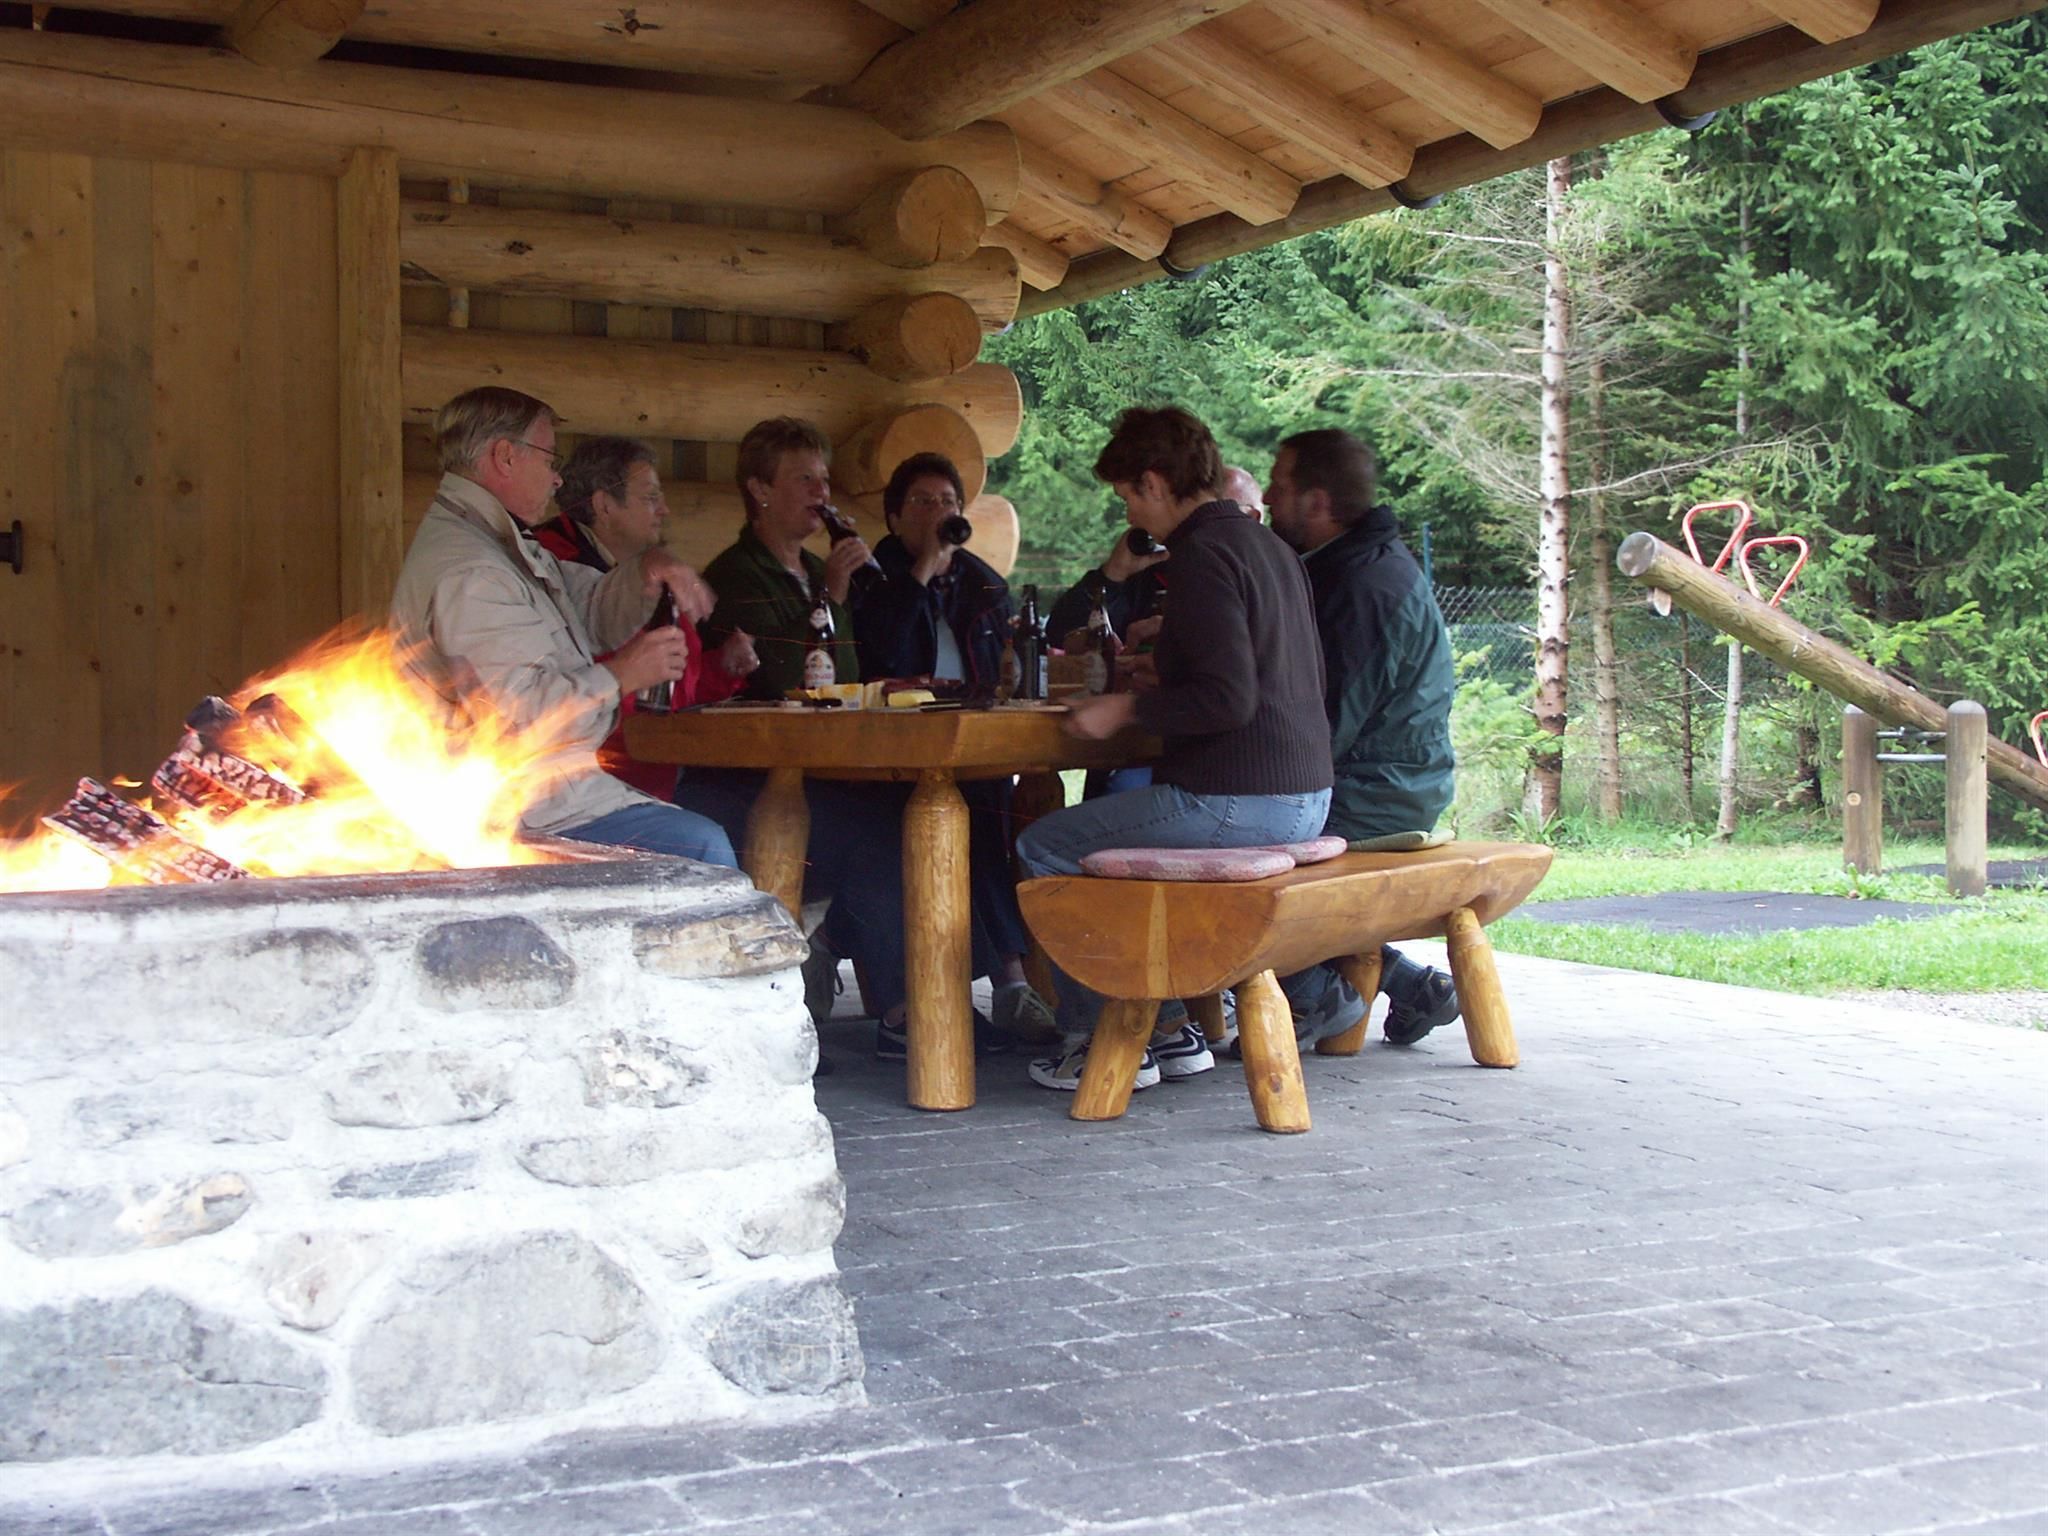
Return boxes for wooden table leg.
[904,768,974,1111]
[743,766,808,922]
[1234,970,1311,1134]
[1071,996,1156,1122]
[1444,907,1519,1067]
[1320,951,1384,1055]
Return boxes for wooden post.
[1444,908,1519,1068]
[337,146,403,622]
[1616,532,2048,816]
[743,767,810,922]
[1946,700,1988,898]
[904,770,974,1112]
[1842,705,1881,875]
[1319,951,1383,1056]
[1233,970,1311,1133]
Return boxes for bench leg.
[1071,997,1158,1122]
[1233,970,1311,1134]
[1318,951,1383,1055]
[1444,907,1519,1068]
[1187,993,1228,1045]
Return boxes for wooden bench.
[1016,840,1554,1133]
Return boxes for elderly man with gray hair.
[389,386,739,868]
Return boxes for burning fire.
[0,627,581,893]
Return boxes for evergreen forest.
[986,17,2048,842]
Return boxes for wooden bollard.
[1946,701,1988,897]
[1843,705,1881,875]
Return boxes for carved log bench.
[1016,840,1554,1133]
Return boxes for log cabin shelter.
[0,0,2035,813]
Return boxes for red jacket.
[535,518,743,799]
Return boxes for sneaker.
[1383,968,1460,1046]
[1028,1043,1160,1092]
[876,1010,1011,1062]
[990,981,1058,1043]
[1149,1021,1215,1079]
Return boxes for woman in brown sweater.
[1016,406,1334,1091]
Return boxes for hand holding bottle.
[1102,527,1170,583]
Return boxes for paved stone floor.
[7,950,2046,1536]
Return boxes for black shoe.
[876,1010,1010,1061]
[1383,969,1460,1046]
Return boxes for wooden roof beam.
[983,221,1072,292]
[218,0,361,66]
[843,0,1257,142]
[1151,24,1414,188]
[1040,70,1302,227]
[1019,142,1173,261]
[1468,0,1697,103]
[0,30,1019,221]
[1270,0,1541,152]
[1751,0,1881,44]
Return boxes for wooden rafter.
[1149,24,1414,188]
[842,0,1256,142]
[1040,70,1302,227]
[1751,0,1882,43]
[983,222,1073,291]
[1268,0,1542,152]
[1467,0,1697,103]
[1018,142,1173,261]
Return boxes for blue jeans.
[1015,783,1332,1042]
[558,800,738,869]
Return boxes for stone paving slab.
[5,950,2045,1535]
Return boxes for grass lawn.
[1491,838,2048,1012]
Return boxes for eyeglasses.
[904,491,963,511]
[512,438,563,470]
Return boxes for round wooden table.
[625,702,1156,1110]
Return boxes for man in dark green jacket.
[1268,427,1462,1046]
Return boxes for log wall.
[0,148,342,813]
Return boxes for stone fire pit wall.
[0,851,861,1480]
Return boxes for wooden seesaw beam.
[1616,531,2048,816]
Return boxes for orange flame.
[0,626,590,893]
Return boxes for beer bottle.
[802,585,837,691]
[818,504,884,600]
[1015,585,1047,701]
[997,629,1021,700]
[637,588,678,713]
[1082,572,1117,696]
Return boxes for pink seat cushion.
[1269,835,1347,865]
[1079,846,1297,882]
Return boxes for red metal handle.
[1737,535,1810,608]
[2031,711,2048,768]
[1683,500,1753,573]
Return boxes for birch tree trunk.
[1715,198,1752,842]
[1587,355,1622,821]
[1524,155,1573,826]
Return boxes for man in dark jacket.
[1267,428,1462,1046]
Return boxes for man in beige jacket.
[390,386,738,867]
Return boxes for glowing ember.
[0,627,583,893]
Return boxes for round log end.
[1616,530,1660,579]
[841,166,986,269]
[964,492,1018,578]
[828,291,983,382]
[834,403,988,502]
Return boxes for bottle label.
[803,645,836,690]
[998,644,1021,698]
[1082,651,1108,695]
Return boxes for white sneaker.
[1149,1022,1215,1079]
[1028,1043,1160,1092]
